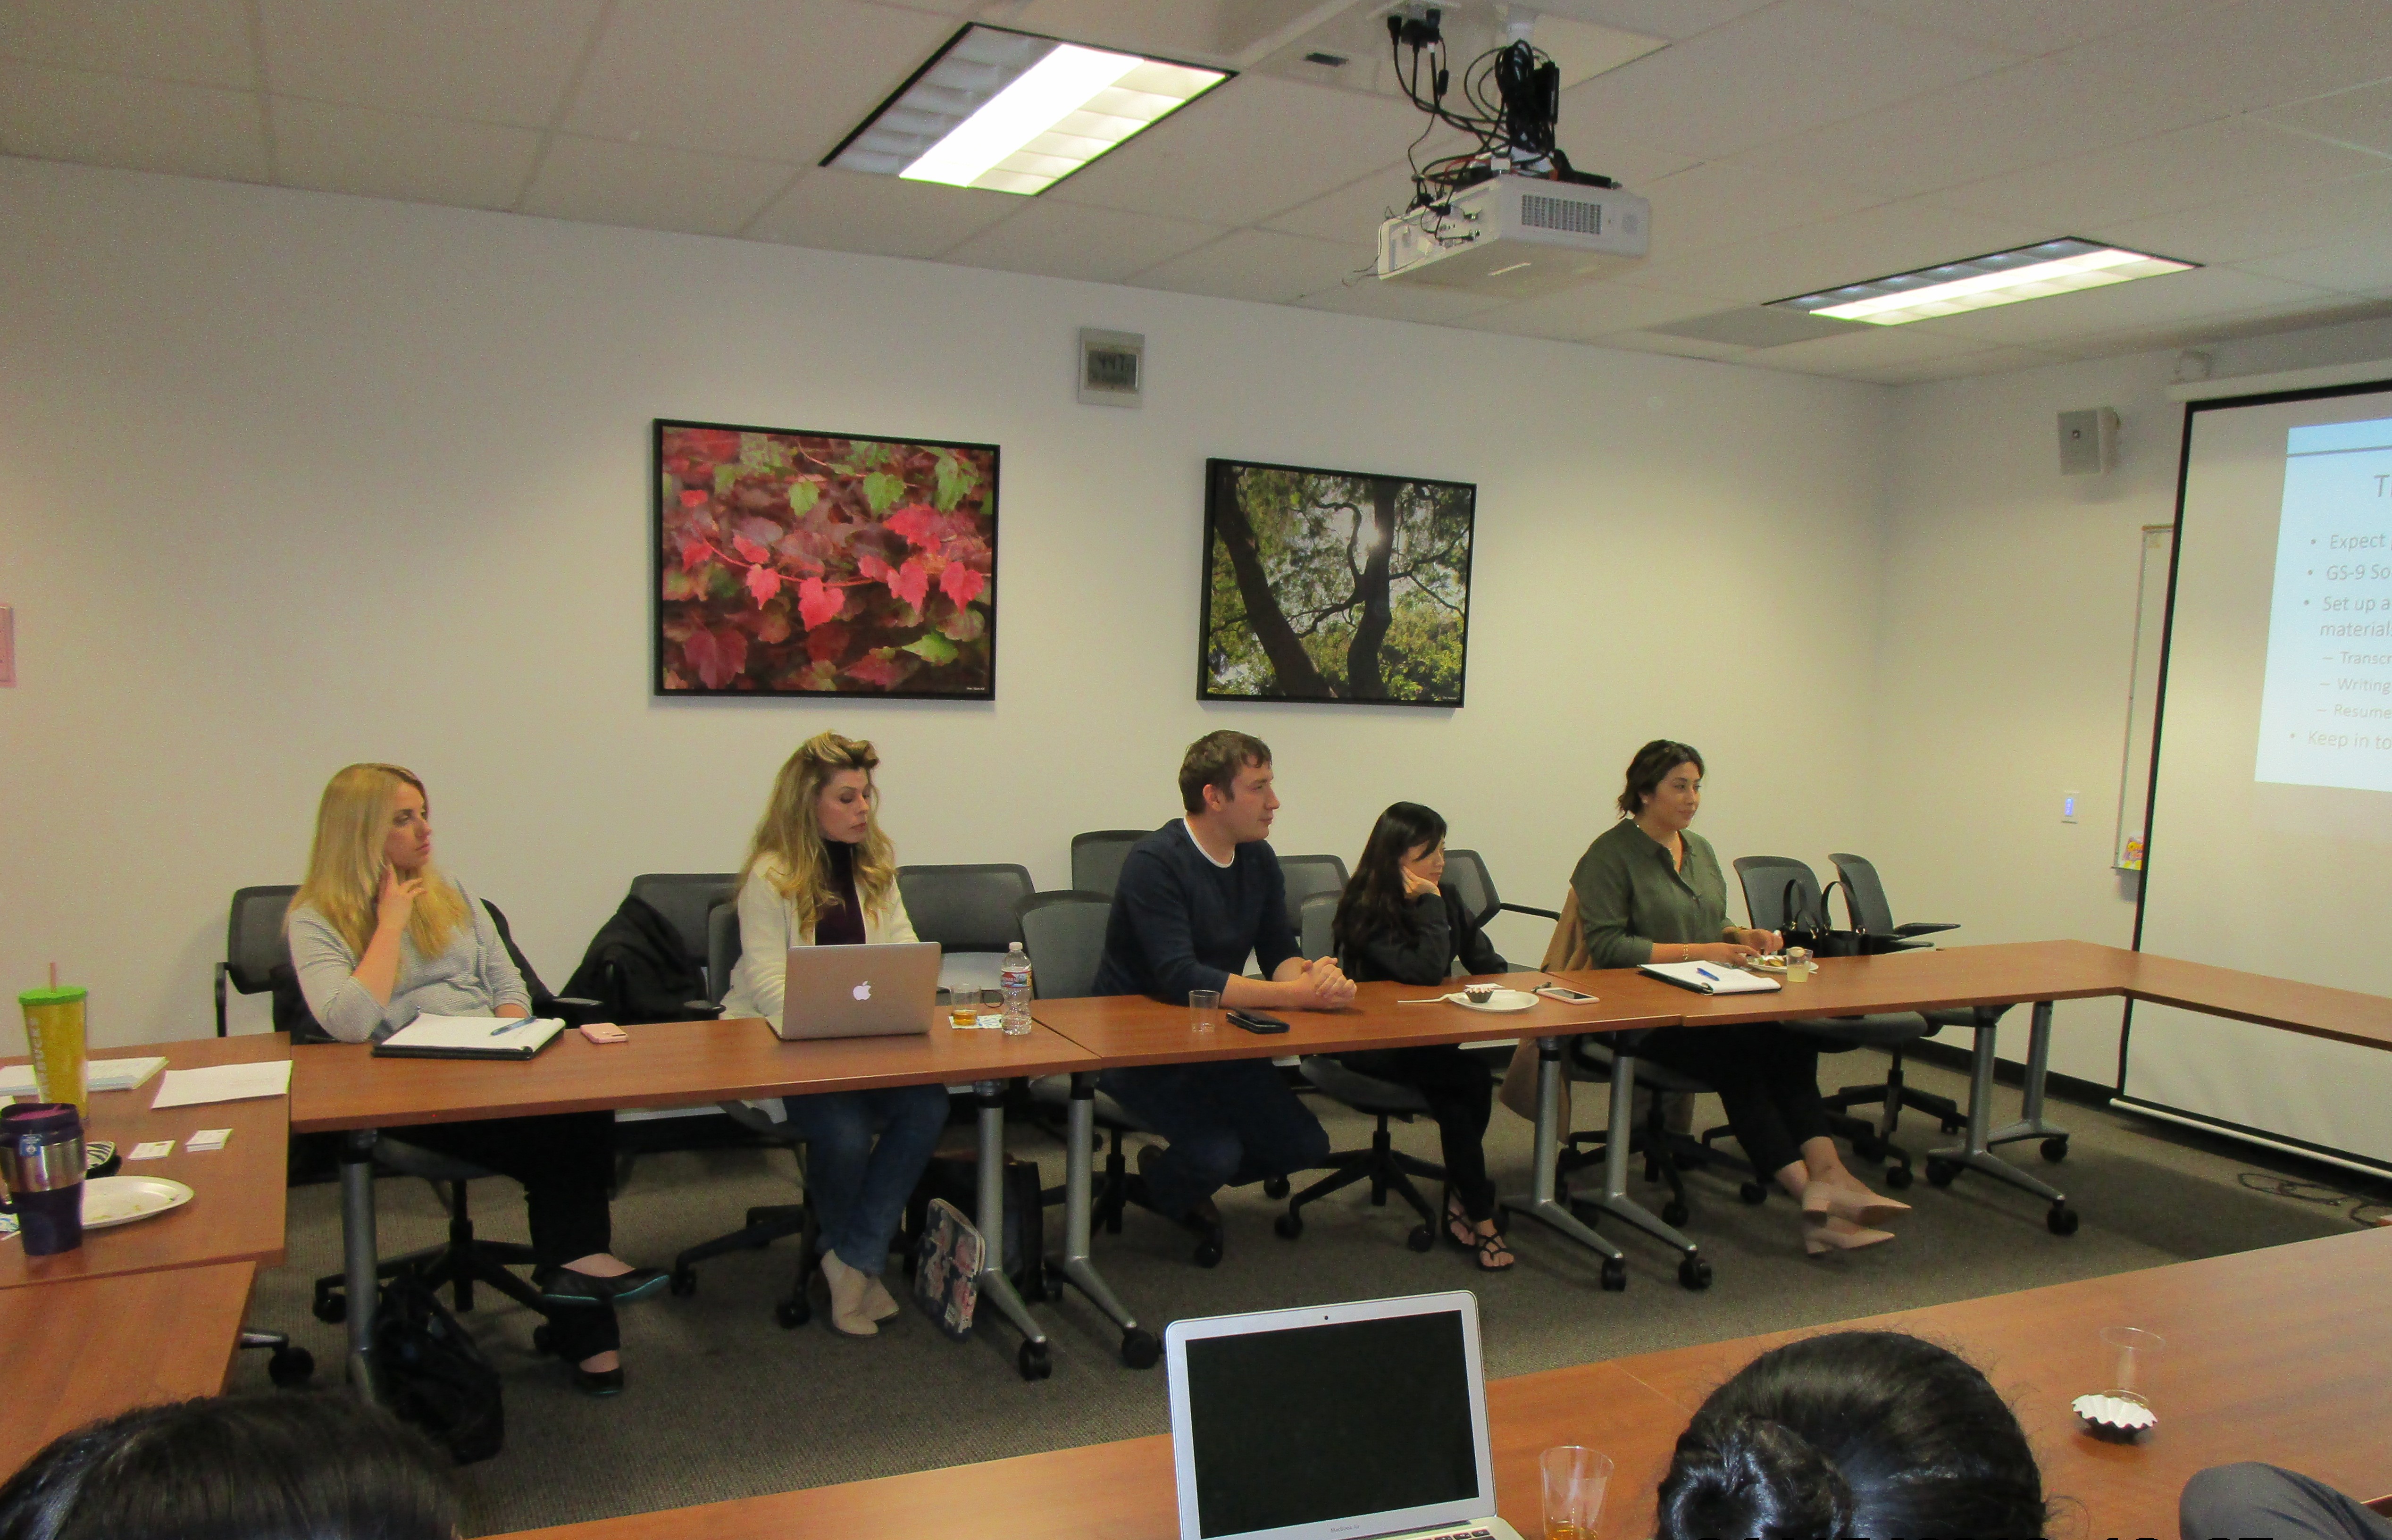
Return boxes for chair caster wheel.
[775,1297,810,1329]
[1274,1213,1303,1240]
[1925,1158,1958,1188]
[1940,1118,1964,1134]
[2041,1137,2069,1163]
[1677,1255,1712,1291]
[1662,1200,1689,1227]
[2047,1203,2080,1236]
[1193,1238,1223,1268]
[1599,1257,1628,1292]
[1263,1177,1290,1199]
[532,1325,555,1356]
[1739,1182,1767,1206]
[668,1267,696,1297]
[268,1346,315,1388]
[1121,1328,1160,1369]
[1885,1163,1914,1190]
[1407,1224,1434,1253]
[312,1288,346,1325]
[1018,1341,1053,1381]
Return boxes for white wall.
[1868,317,2392,1084]
[0,159,1896,1049]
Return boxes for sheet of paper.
[186,1129,230,1151]
[379,1015,563,1052]
[0,1056,168,1097]
[151,1059,293,1109]
[127,1139,175,1160]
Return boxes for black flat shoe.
[573,1364,625,1397]
[534,1269,610,1307]
[594,1266,669,1304]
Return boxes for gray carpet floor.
[226,1054,2376,1535]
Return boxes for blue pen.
[491,1016,535,1037]
[1693,966,1720,982]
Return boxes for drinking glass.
[1540,1445,1612,1540]
[2102,1326,2164,1409]
[1188,989,1221,1032]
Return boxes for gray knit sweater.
[287,882,530,1043]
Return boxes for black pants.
[2183,1464,2392,1540]
[1100,1060,1331,1219]
[1633,1023,1830,1178]
[385,1110,619,1361]
[1340,1046,1497,1222]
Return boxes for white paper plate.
[80,1175,193,1229]
[1451,989,1537,1013]
[1743,957,1790,975]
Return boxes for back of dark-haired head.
[1617,739,1705,819]
[1179,730,1272,814]
[1654,1331,2047,1540]
[0,1392,459,1540]
[1331,802,1449,955]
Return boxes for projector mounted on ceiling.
[1378,174,1648,297]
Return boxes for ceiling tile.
[0,62,267,180]
[1904,266,2337,345]
[1736,325,1997,376]
[1553,0,2019,160]
[1296,278,1513,325]
[2045,294,2392,358]
[1832,0,2214,56]
[259,0,605,128]
[1635,160,1888,264]
[1589,328,1751,360]
[1634,198,2048,304]
[0,0,255,88]
[745,166,1016,257]
[1725,59,2223,201]
[1048,73,1449,226]
[1131,228,1371,304]
[1934,116,2390,231]
[2258,80,2392,159]
[2240,237,2392,296]
[1455,279,1723,341]
[2057,0,2392,115]
[270,97,542,209]
[2091,169,2392,265]
[519,135,795,236]
[1861,344,2073,382]
[941,201,1224,283]
[1526,1,1780,42]
[564,0,956,163]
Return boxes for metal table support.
[339,1128,382,1400]
[1566,1043,1713,1290]
[971,1080,1053,1380]
[1925,1001,2078,1234]
[1499,1037,1629,1289]
[1051,1071,1158,1368]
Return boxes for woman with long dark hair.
[1331,801,1514,1271]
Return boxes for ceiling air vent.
[1078,328,1144,408]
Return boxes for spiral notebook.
[374,1015,566,1060]
[1639,961,1781,995]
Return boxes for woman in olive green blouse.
[1572,740,1907,1254]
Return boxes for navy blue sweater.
[1091,822,1298,1001]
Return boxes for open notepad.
[0,1056,167,1097]
[1639,961,1783,995]
[373,1015,566,1061]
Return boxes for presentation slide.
[2127,381,2392,1173]
[2254,416,2392,792]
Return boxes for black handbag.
[1781,878,1868,958]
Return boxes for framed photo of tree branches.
[1199,458,1476,706]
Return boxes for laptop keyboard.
[1411,1530,1497,1540]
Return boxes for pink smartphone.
[577,1022,629,1044]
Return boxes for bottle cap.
[17,986,87,1007]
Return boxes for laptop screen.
[1180,1307,1482,1538]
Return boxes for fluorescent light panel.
[1771,238,2196,326]
[826,24,1227,196]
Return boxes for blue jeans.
[781,1085,949,1275]
[1100,1059,1330,1219]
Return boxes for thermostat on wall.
[1079,328,1143,408]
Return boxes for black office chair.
[1275,890,1446,1252]
[1071,830,1151,898]
[1441,850,1562,930]
[217,885,300,1037]
[1827,852,1960,947]
[1021,893,1162,1247]
[1277,853,1349,934]
[600,873,738,1179]
[665,901,819,1328]
[898,863,1035,994]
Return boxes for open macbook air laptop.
[1164,1290,1521,1540]
[770,941,943,1040]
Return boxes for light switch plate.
[2062,790,2078,823]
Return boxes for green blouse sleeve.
[1571,826,1656,970]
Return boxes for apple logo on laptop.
[853,981,872,1002]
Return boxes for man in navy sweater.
[1094,731,1352,1260]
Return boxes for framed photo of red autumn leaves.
[654,419,998,698]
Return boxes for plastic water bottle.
[1000,943,1033,1036]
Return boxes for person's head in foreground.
[0,1391,458,1540]
[1654,1331,2048,1540]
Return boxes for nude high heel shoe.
[1803,1215,1897,1255]
[819,1251,879,1336]
[863,1271,902,1322]
[1801,1181,1911,1227]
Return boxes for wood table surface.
[2119,949,2392,1051]
[0,1036,290,1289]
[0,1261,255,1474]
[289,1019,1097,1133]
[499,1227,2392,1540]
[1029,973,1669,1068]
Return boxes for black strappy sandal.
[1443,1190,1477,1251]
[1471,1228,1516,1272]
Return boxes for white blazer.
[719,855,918,1029]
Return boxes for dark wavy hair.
[1332,802,1449,954]
[1617,739,1705,818]
[1654,1331,2048,1540]
[0,1392,458,1540]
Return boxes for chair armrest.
[214,962,229,1038]
[1499,902,1562,921]
[680,999,725,1018]
[1892,921,1959,937]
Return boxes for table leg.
[1568,1050,1711,1290]
[1499,1036,1629,1289]
[1985,999,2072,1156]
[972,1080,1053,1381]
[1925,1005,2078,1234]
[339,1129,382,1401]
[1051,1071,1157,1369]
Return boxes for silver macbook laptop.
[1164,1291,1522,1540]
[770,941,943,1040]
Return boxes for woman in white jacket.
[720,732,949,1337]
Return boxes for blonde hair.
[744,732,898,935]
[289,764,471,959]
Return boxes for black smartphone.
[1535,985,1597,1003]
[1227,1009,1290,1034]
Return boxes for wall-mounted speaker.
[2058,407,2119,476]
[1078,328,1143,408]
